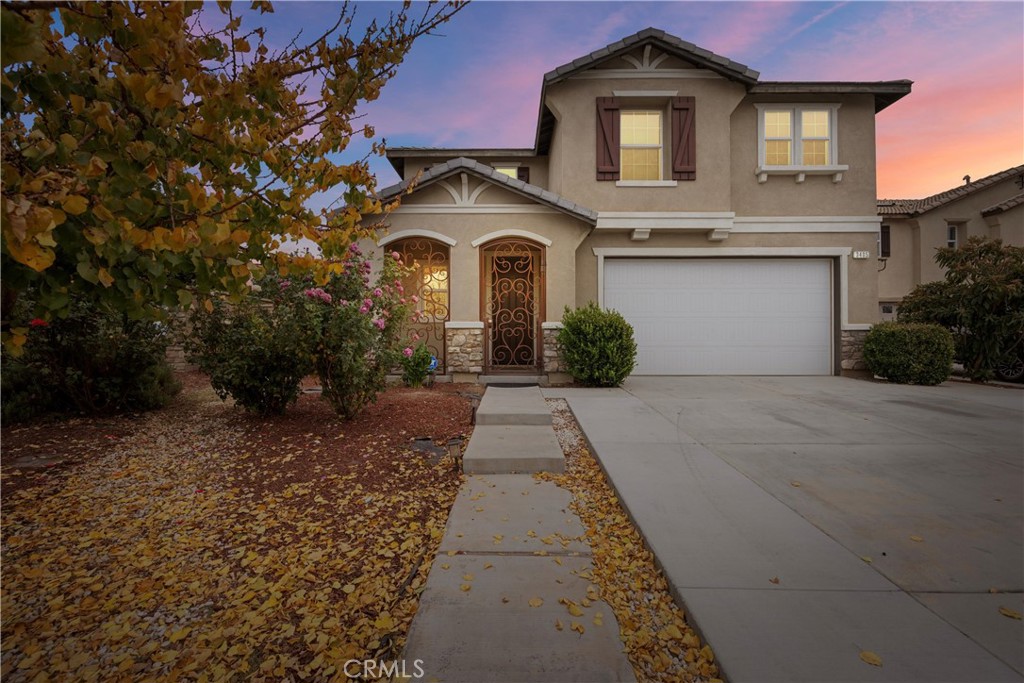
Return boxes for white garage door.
[604,258,833,375]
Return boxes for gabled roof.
[378,157,598,224]
[542,27,760,87]
[982,191,1024,217]
[878,165,1024,217]
[378,27,912,159]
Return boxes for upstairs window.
[764,110,793,165]
[596,96,695,183]
[755,104,846,183]
[620,111,663,181]
[879,224,891,258]
[493,165,530,184]
[946,223,959,249]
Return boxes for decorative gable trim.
[377,157,597,225]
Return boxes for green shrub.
[1,297,180,422]
[557,303,637,387]
[186,295,314,415]
[401,343,434,387]
[184,246,413,418]
[898,237,1024,382]
[863,321,954,386]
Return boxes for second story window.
[755,104,846,183]
[492,165,530,183]
[946,223,959,248]
[620,111,663,181]
[596,96,695,183]
[879,224,891,258]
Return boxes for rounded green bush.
[557,303,637,387]
[863,321,954,386]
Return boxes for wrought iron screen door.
[393,238,450,369]
[482,239,543,371]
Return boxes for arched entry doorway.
[391,237,450,369]
[480,238,545,372]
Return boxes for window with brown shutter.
[596,97,620,180]
[671,97,696,181]
[597,96,697,182]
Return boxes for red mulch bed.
[0,372,482,681]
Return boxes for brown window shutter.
[880,224,891,258]
[596,97,620,180]
[671,96,696,181]
[516,166,530,184]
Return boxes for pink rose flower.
[403,347,413,357]
[373,318,386,330]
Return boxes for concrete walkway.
[547,377,1023,683]
[403,386,636,682]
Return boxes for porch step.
[475,385,552,426]
[462,425,565,474]
[479,374,544,385]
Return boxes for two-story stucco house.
[363,27,912,382]
[877,165,1024,320]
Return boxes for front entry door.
[482,240,543,372]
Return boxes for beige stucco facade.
[370,28,913,379]
[878,167,1024,309]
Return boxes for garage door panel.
[605,259,832,375]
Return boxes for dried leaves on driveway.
[1,380,474,681]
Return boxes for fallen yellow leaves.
[528,598,544,608]
[0,384,471,682]
[998,606,1022,620]
[859,650,883,667]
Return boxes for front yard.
[1,376,476,681]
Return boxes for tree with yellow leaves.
[1,0,462,353]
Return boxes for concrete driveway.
[545,377,1023,682]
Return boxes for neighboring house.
[877,165,1024,319]
[363,27,912,381]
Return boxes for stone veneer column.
[541,322,566,373]
[841,329,869,371]
[445,322,484,377]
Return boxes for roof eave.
[750,80,914,112]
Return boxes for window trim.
[755,103,848,183]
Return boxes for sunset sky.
[256,1,1023,208]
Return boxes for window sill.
[755,165,849,184]
[615,180,679,187]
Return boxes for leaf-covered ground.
[1,376,476,681]
[543,399,722,683]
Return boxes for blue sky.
[254,1,1023,209]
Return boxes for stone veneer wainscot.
[444,323,484,374]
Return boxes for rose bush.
[189,247,416,418]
